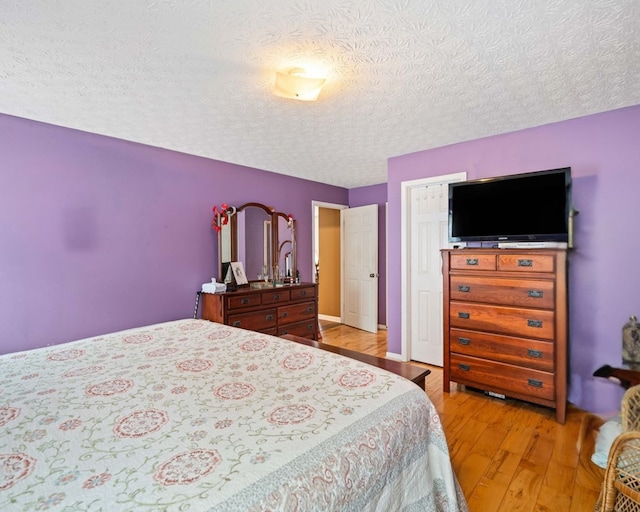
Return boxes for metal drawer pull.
[266,314,274,321]
[301,290,307,296]
[466,258,479,266]
[241,298,250,305]
[458,337,471,345]
[306,307,313,313]
[459,363,471,371]
[527,319,543,328]
[306,324,313,330]
[528,379,543,388]
[527,290,543,298]
[281,312,288,317]
[518,259,533,267]
[233,321,241,327]
[527,349,543,358]
[458,285,471,293]
[281,330,288,335]
[272,294,280,300]
[458,312,470,319]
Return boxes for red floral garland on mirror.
[211,204,236,232]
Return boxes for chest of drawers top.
[448,250,557,274]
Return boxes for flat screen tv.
[448,167,572,244]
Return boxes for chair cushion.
[592,416,623,468]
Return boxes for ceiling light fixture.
[273,68,326,101]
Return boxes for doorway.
[313,201,380,334]
[312,201,347,323]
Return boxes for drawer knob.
[266,314,274,321]
[458,285,471,293]
[233,321,241,327]
[459,363,471,371]
[527,349,543,358]
[281,312,288,317]
[458,312,470,319]
[528,378,543,388]
[518,259,533,267]
[527,319,543,328]
[241,298,250,305]
[306,324,313,330]
[306,307,313,313]
[301,290,307,296]
[527,290,543,298]
[458,337,471,345]
[272,294,280,300]
[466,258,479,266]
[281,330,288,335]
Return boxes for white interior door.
[342,204,378,333]
[401,172,466,364]
[408,184,450,365]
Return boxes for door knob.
[369,273,378,278]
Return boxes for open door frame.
[312,201,348,322]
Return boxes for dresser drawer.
[278,319,317,339]
[227,309,277,331]
[278,301,316,325]
[450,253,496,271]
[498,254,555,273]
[291,286,316,301]
[450,276,555,309]
[227,293,262,310]
[450,328,554,371]
[450,302,555,340]
[261,289,291,305]
[450,354,555,401]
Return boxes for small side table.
[593,365,640,389]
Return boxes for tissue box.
[202,280,226,294]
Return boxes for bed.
[0,319,468,511]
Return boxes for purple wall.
[349,184,387,325]
[387,104,640,414]
[0,114,348,353]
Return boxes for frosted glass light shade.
[273,68,326,101]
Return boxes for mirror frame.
[217,202,296,284]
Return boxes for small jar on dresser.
[201,283,318,340]
[441,248,568,423]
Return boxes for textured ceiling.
[1,0,639,188]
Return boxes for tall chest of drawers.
[201,283,318,340]
[442,249,568,423]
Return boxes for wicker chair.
[595,385,640,511]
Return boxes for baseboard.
[385,351,404,362]
[318,316,387,332]
[318,314,341,322]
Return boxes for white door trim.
[312,200,348,323]
[400,172,467,361]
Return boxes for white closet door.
[409,183,450,365]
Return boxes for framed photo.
[230,261,248,285]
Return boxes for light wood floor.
[319,322,606,512]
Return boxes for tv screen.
[448,167,572,243]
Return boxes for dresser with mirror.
[201,201,318,340]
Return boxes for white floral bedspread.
[0,319,468,511]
